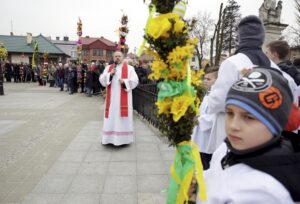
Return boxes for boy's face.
[202,72,217,90]
[225,105,272,150]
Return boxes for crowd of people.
[2,60,106,96]
[2,59,151,96]
[3,62,34,83]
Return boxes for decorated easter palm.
[118,12,129,54]
[138,0,207,203]
[0,42,8,61]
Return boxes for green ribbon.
[167,141,207,204]
[157,80,195,101]
[167,142,195,204]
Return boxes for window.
[93,49,97,56]
[191,57,195,62]
[98,49,103,56]
[93,49,103,56]
[70,51,77,58]
[83,50,89,56]
[107,50,113,57]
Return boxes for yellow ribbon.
[185,61,198,113]
[170,141,207,203]
[136,5,156,57]
[192,142,207,201]
[187,61,191,87]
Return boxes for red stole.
[105,63,128,118]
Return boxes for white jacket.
[192,94,217,154]
[197,143,294,204]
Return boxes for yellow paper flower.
[171,95,195,122]
[152,59,168,71]
[147,17,171,39]
[146,13,185,39]
[148,59,168,80]
[168,45,194,66]
[166,44,195,81]
[173,18,185,33]
[191,69,205,86]
[156,98,173,115]
[187,38,199,46]
[195,97,201,114]
[146,48,160,61]
[165,69,181,80]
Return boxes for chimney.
[63,36,69,41]
[56,36,60,40]
[26,33,33,44]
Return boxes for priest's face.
[113,51,124,64]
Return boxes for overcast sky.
[0,0,296,53]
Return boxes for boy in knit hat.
[197,68,300,203]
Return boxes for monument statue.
[259,0,282,23]
[258,0,287,51]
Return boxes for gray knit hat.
[238,15,265,47]
[226,68,293,135]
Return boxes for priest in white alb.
[99,51,139,145]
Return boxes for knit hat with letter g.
[226,68,293,135]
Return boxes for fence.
[133,82,159,128]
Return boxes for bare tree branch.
[210,3,223,66]
[189,11,214,68]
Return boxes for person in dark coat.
[14,64,20,83]
[57,63,65,91]
[4,61,12,82]
[69,64,77,94]
[266,40,300,85]
[79,63,86,93]
[98,62,105,93]
[92,63,101,95]
[85,65,93,97]
[293,58,300,70]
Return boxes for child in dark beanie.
[197,68,300,203]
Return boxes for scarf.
[235,46,271,68]
[105,63,128,118]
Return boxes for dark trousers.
[70,80,76,93]
[200,152,212,170]
[49,80,55,87]
[80,81,84,92]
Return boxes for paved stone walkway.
[0,83,175,204]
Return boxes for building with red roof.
[80,36,118,63]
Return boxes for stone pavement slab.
[0,83,176,204]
